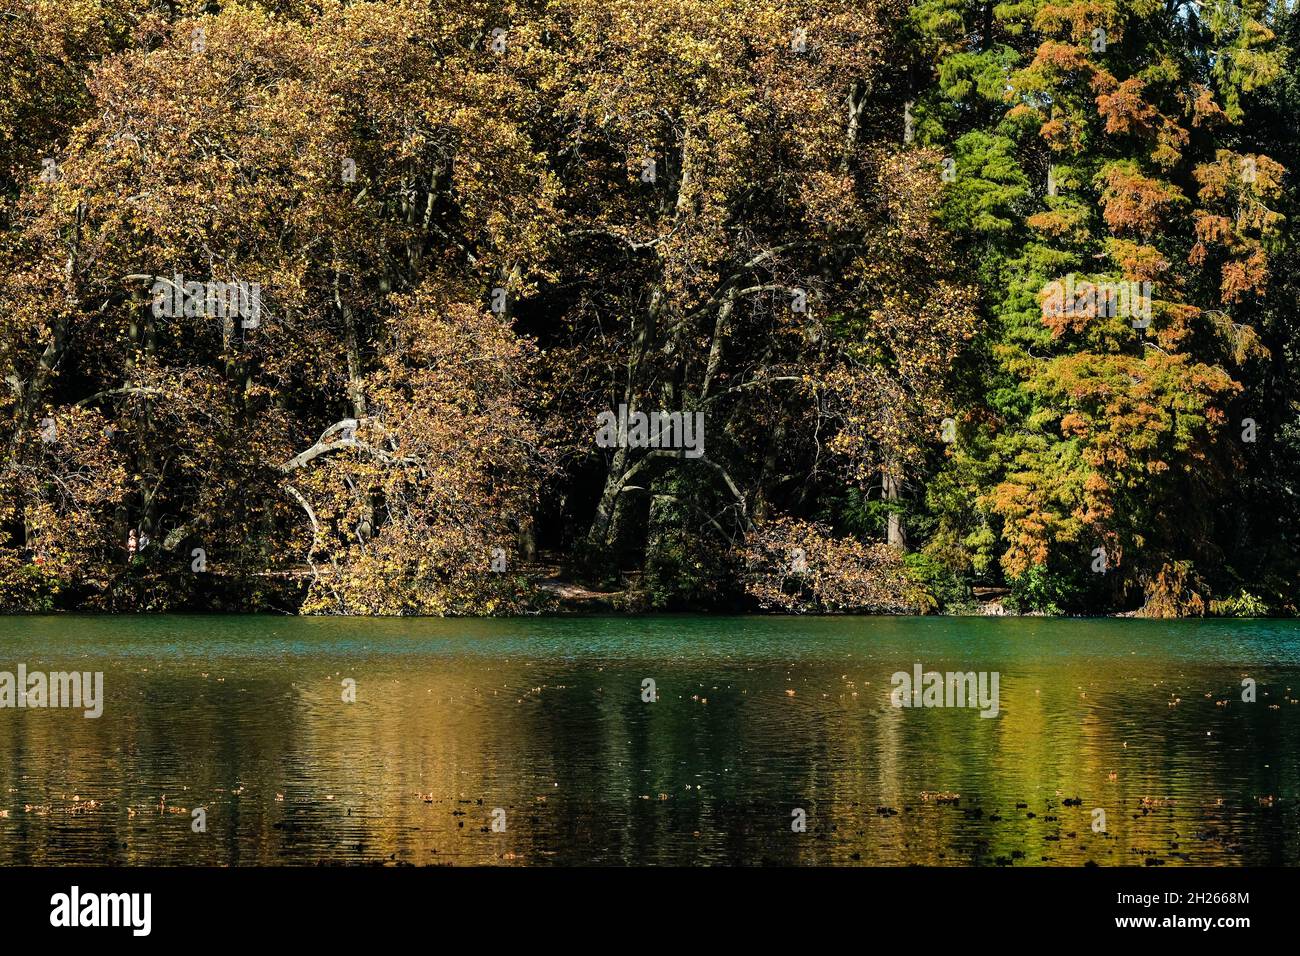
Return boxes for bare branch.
[278,418,417,473]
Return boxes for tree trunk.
[586,286,663,545]
[754,418,786,523]
[884,465,906,550]
[588,425,632,546]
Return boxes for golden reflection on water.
[0,615,1296,865]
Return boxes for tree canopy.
[1,0,1296,616]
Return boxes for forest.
[0,0,1297,616]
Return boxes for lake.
[0,615,1296,865]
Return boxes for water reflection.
[0,615,1296,865]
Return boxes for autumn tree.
[913,0,1292,613]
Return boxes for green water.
[0,614,1296,865]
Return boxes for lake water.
[0,615,1296,865]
